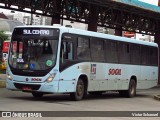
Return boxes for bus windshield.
[8,28,59,71]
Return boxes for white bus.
[6,25,158,101]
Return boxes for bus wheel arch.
[130,76,137,87]
[79,74,88,97]
[70,74,88,101]
[119,76,137,98]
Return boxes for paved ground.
[0,87,160,120]
[0,74,6,88]
[0,74,6,80]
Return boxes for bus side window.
[60,41,73,63]
[67,42,73,60]
[60,42,65,63]
[141,46,150,65]
[130,44,140,65]
[105,40,118,63]
[150,47,158,66]
[77,37,91,60]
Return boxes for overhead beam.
[88,4,98,32]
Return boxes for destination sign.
[23,29,50,35]
[12,28,60,39]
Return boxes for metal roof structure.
[0,0,160,35]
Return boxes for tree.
[0,31,8,59]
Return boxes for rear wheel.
[70,79,85,101]
[119,79,136,98]
[127,79,136,98]
[32,92,44,98]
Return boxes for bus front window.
[8,28,59,71]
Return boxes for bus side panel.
[117,64,141,90]
[89,63,105,91]
[104,63,118,91]
[58,63,90,93]
[58,65,78,93]
[138,66,158,89]
[104,64,141,91]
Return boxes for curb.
[154,95,160,101]
[0,80,6,88]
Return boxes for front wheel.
[70,79,85,101]
[32,92,44,98]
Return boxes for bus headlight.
[7,73,12,80]
[45,73,56,83]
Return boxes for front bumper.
[6,78,59,93]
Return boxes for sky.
[139,0,159,6]
[0,0,159,15]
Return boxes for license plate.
[22,86,32,91]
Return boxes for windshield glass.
[9,28,59,71]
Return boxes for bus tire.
[32,92,43,98]
[126,79,136,98]
[70,78,85,101]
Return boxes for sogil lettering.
[108,69,121,75]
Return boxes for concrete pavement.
[0,87,160,120]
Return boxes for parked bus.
[6,25,158,100]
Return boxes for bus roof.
[14,25,158,47]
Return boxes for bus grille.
[14,83,41,90]
[11,71,47,77]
